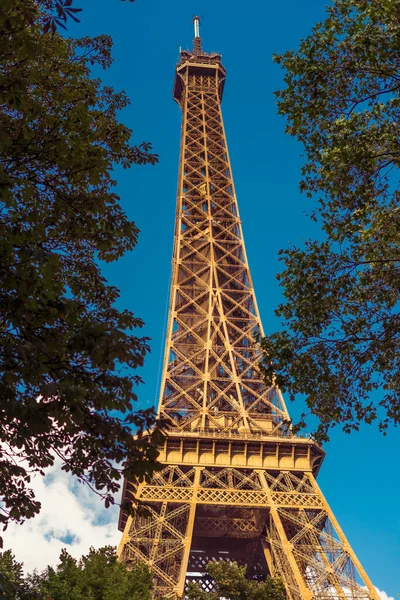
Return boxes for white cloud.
[305,564,394,600]
[3,457,121,574]
[375,588,395,600]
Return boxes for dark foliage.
[262,0,400,442]
[0,0,161,533]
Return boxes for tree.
[42,0,136,35]
[27,546,153,600]
[261,0,400,442]
[42,0,83,35]
[0,0,161,533]
[186,561,285,600]
[0,550,37,599]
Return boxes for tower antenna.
[192,15,202,54]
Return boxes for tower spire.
[193,15,202,55]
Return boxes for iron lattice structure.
[118,21,379,600]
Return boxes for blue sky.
[5,0,398,596]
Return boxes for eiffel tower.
[118,18,379,600]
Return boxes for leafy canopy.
[27,546,153,600]
[186,561,285,600]
[0,549,37,600]
[0,547,152,600]
[261,0,400,442]
[0,0,160,532]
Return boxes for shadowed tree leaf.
[262,0,400,442]
[0,0,161,534]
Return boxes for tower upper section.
[159,19,291,438]
[173,17,226,105]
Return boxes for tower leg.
[309,473,378,600]
[258,470,380,600]
[258,470,313,600]
[118,501,192,598]
[118,466,201,599]
[175,467,202,597]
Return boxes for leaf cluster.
[0,547,153,600]
[262,0,400,441]
[0,0,160,533]
[43,0,83,34]
[0,550,39,599]
[41,0,137,35]
[186,561,285,600]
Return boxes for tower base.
[118,439,378,600]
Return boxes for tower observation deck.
[117,18,379,600]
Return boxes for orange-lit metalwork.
[117,21,379,600]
